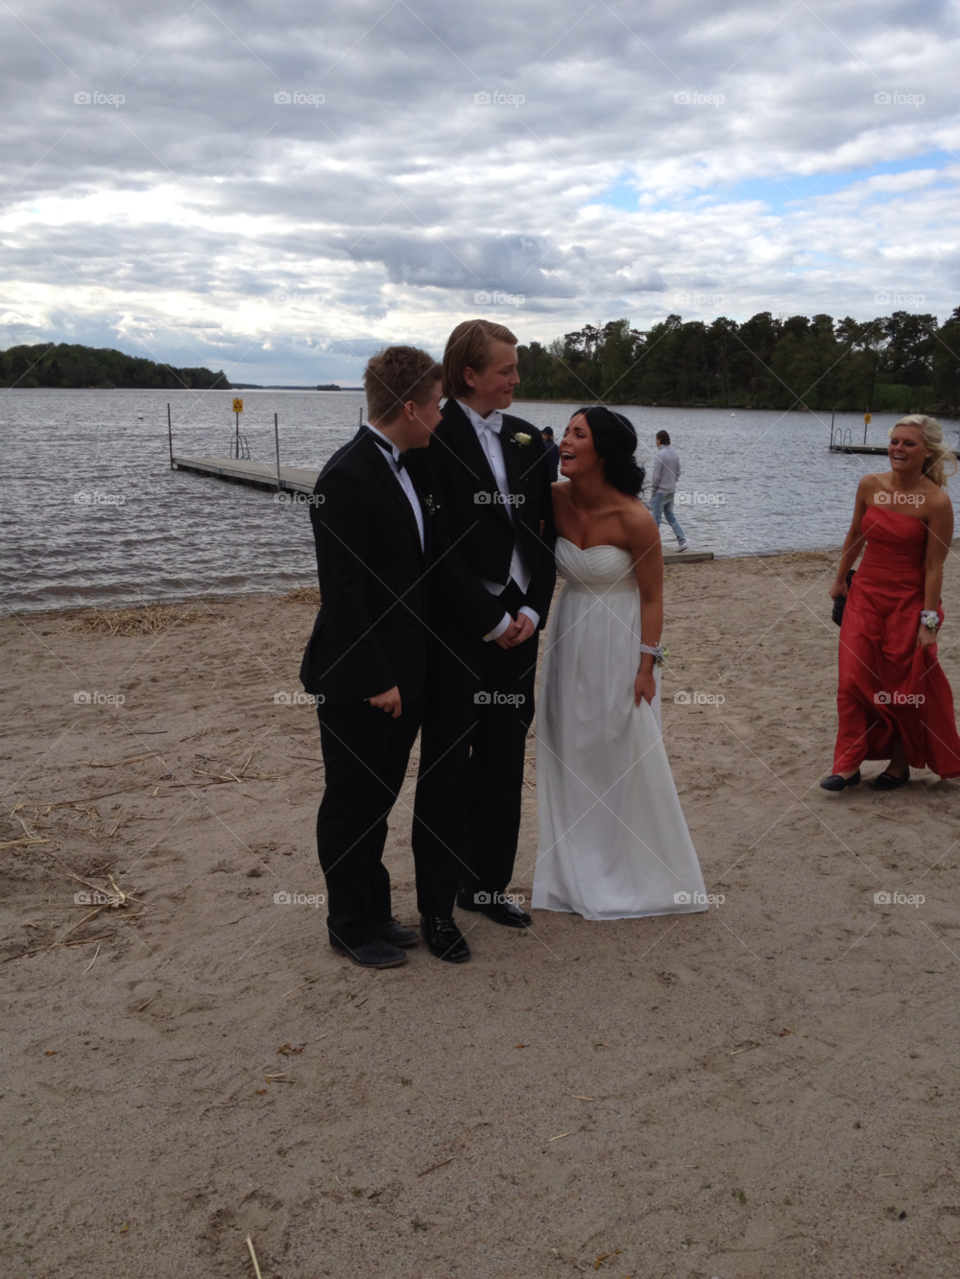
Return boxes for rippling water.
[1,388,955,614]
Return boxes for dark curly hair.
[574,405,645,496]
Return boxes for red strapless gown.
[833,506,960,777]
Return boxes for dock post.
[829,408,835,450]
[274,412,282,492]
[167,402,173,469]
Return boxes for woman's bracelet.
[640,643,667,666]
[921,610,940,632]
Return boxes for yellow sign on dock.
[232,398,244,413]
[864,412,871,425]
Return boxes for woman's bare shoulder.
[618,495,658,541]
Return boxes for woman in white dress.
[532,406,707,920]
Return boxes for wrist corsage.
[921,610,940,632]
[640,643,668,667]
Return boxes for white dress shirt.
[365,423,424,551]
[456,400,539,641]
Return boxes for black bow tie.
[371,431,405,469]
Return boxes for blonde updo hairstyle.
[889,414,957,488]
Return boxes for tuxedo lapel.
[443,400,498,491]
[361,430,424,559]
[443,401,515,531]
[499,424,524,502]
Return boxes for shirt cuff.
[518,606,540,630]
[484,611,513,642]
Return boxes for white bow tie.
[476,411,503,435]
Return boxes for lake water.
[1,388,956,614]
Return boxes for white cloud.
[0,0,958,382]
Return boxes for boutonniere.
[422,493,440,515]
[511,432,532,447]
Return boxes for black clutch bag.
[832,570,856,626]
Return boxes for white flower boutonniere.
[422,493,440,515]
[512,432,532,446]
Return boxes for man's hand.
[505,614,536,647]
[368,685,402,717]
[494,617,521,649]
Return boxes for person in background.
[649,429,688,552]
[821,414,960,792]
[541,426,560,482]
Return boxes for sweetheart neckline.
[557,535,633,555]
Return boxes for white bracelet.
[921,610,940,632]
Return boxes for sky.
[1,0,959,385]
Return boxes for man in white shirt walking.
[649,429,689,551]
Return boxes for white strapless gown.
[532,538,707,919]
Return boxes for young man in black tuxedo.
[300,345,443,969]
[406,319,556,963]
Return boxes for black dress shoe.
[872,766,909,791]
[819,770,861,792]
[329,937,408,968]
[377,918,419,948]
[419,915,470,963]
[457,890,532,928]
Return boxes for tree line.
[516,308,960,414]
[0,343,231,390]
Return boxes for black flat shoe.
[872,767,910,791]
[820,770,861,792]
[420,915,471,963]
[377,918,419,948]
[457,890,532,928]
[329,937,408,968]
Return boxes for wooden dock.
[828,444,888,455]
[172,455,318,494]
[170,454,714,562]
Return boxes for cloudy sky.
[1,0,958,383]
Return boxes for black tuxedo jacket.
[299,427,435,705]
[405,399,556,640]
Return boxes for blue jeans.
[650,491,686,544]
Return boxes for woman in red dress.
[822,414,960,792]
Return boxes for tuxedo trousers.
[316,700,422,949]
[413,589,538,915]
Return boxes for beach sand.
[2,549,959,1279]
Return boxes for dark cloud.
[0,0,957,382]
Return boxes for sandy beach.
[2,549,960,1279]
